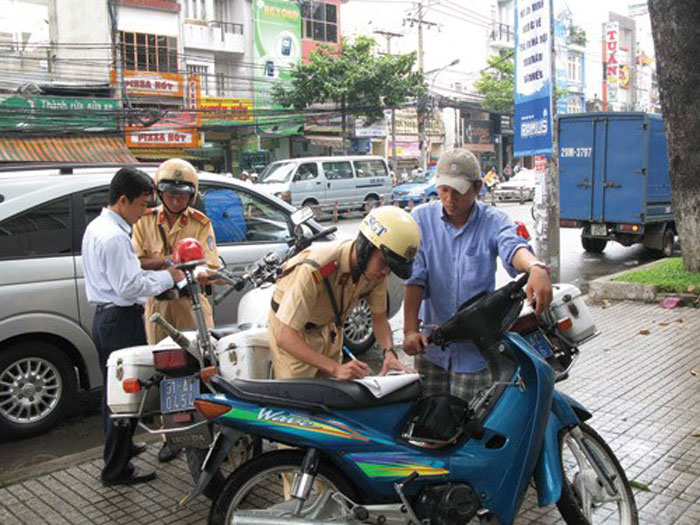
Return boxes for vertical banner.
[605,22,619,103]
[253,0,302,135]
[514,0,554,157]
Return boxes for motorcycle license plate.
[160,377,199,414]
[524,330,554,359]
[590,223,607,237]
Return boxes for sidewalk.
[1,301,698,524]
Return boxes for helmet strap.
[159,191,189,223]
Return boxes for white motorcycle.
[106,207,335,501]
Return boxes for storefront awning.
[0,135,136,164]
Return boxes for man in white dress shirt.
[82,167,184,486]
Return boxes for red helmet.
[172,238,205,267]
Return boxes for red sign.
[112,70,184,98]
[605,22,619,101]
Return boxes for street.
[0,201,663,478]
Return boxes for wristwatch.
[383,347,398,359]
[164,257,173,268]
[527,260,549,273]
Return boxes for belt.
[96,303,144,313]
[270,299,320,331]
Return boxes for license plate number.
[590,223,606,237]
[524,330,554,359]
[160,377,199,414]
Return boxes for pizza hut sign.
[126,129,199,148]
[116,70,184,97]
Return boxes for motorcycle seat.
[210,375,422,412]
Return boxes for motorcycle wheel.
[185,434,261,500]
[557,423,639,524]
[209,449,359,525]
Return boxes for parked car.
[391,175,438,207]
[494,169,536,202]
[257,156,392,212]
[0,165,403,439]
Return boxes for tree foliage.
[272,36,426,124]
[474,54,514,113]
[648,0,700,271]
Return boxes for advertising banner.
[253,0,303,135]
[354,114,388,137]
[201,97,254,125]
[388,140,420,158]
[126,111,200,148]
[605,22,619,102]
[0,95,118,131]
[514,0,554,157]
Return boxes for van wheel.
[0,341,77,439]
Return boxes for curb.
[588,258,698,305]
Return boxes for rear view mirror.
[290,206,314,227]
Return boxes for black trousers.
[92,304,147,483]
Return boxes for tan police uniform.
[132,205,219,344]
[269,239,387,379]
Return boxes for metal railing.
[208,20,244,41]
[490,23,514,45]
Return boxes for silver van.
[257,156,392,211]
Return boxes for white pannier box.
[548,284,596,343]
[107,345,158,414]
[216,327,272,381]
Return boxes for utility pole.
[374,30,403,176]
[405,1,436,172]
[533,5,561,283]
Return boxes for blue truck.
[558,112,675,256]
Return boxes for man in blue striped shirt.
[403,149,552,400]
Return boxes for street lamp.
[419,58,460,172]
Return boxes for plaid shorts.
[416,355,492,401]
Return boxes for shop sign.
[0,95,118,130]
[350,138,371,154]
[605,22,619,102]
[305,114,342,133]
[388,140,420,158]
[126,110,200,147]
[201,97,254,124]
[126,129,199,147]
[354,116,387,137]
[186,74,201,109]
[113,70,184,97]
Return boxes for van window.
[295,163,318,181]
[354,160,388,178]
[260,161,297,183]
[322,161,353,180]
[0,197,72,259]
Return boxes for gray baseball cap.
[435,148,481,194]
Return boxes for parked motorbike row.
[106,207,638,524]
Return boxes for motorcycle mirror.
[290,206,314,227]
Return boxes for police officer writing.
[82,167,184,486]
[403,149,553,401]
[131,158,219,462]
[269,207,421,380]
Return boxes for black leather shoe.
[158,443,179,463]
[102,467,156,487]
[131,441,147,458]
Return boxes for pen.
[342,346,358,361]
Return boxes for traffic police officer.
[132,158,220,345]
[269,206,421,380]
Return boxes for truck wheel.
[661,228,674,257]
[0,341,77,439]
[581,236,607,254]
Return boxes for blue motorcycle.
[196,274,638,524]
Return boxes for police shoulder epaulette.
[189,208,211,225]
[143,207,158,215]
[312,260,339,283]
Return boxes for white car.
[495,169,537,202]
[0,165,403,439]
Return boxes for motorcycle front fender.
[534,391,591,507]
